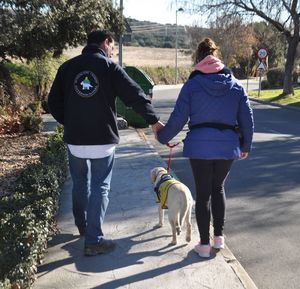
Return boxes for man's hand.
[239,152,248,160]
[151,121,165,138]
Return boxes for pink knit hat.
[195,55,224,74]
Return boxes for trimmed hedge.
[0,125,67,289]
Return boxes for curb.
[220,245,258,289]
[136,128,258,289]
[250,98,300,112]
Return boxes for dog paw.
[153,224,163,229]
[169,241,177,246]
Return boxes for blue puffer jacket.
[157,71,254,160]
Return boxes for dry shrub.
[0,102,43,135]
[0,106,22,134]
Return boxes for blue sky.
[123,0,202,26]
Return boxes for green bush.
[267,67,284,87]
[261,80,270,90]
[267,67,299,88]
[231,66,247,79]
[141,66,192,85]
[19,102,43,133]
[293,71,299,84]
[4,62,34,87]
[4,55,66,100]
[0,125,67,288]
[29,54,66,100]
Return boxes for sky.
[122,0,202,26]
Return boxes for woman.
[156,38,254,258]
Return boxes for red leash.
[166,142,180,173]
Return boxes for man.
[48,30,163,256]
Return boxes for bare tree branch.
[282,0,292,13]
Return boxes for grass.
[249,87,300,108]
[65,45,193,68]
[141,66,192,84]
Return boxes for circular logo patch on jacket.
[74,71,99,98]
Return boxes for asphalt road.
[144,84,300,289]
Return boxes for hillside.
[124,18,190,49]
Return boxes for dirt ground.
[64,45,193,67]
[0,133,47,197]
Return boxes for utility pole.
[119,0,123,67]
[175,8,183,84]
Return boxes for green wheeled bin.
[117,66,154,128]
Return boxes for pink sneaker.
[213,236,225,249]
[194,243,211,258]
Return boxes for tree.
[209,16,257,68]
[0,0,123,105]
[0,0,123,60]
[185,26,209,51]
[182,0,300,95]
[185,18,257,78]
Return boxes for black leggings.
[190,159,233,245]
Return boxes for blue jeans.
[68,150,114,245]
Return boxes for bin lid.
[124,66,154,88]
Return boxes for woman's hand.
[239,152,248,160]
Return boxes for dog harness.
[154,174,180,209]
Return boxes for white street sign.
[257,62,266,70]
[257,48,268,59]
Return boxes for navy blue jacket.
[48,45,159,145]
[157,71,254,160]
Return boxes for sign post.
[256,48,268,97]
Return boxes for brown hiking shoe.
[84,239,116,256]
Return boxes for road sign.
[257,62,267,71]
[257,48,268,60]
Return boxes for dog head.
[150,167,168,184]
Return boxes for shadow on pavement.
[37,226,215,288]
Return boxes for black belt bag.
[189,122,244,146]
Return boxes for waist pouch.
[189,122,243,146]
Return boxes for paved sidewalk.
[34,128,257,289]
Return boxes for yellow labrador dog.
[150,167,193,245]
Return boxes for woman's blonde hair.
[194,38,220,64]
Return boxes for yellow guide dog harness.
[154,174,180,209]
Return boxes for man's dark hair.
[87,30,114,45]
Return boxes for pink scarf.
[195,55,224,73]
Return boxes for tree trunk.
[283,36,299,95]
[0,62,17,107]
